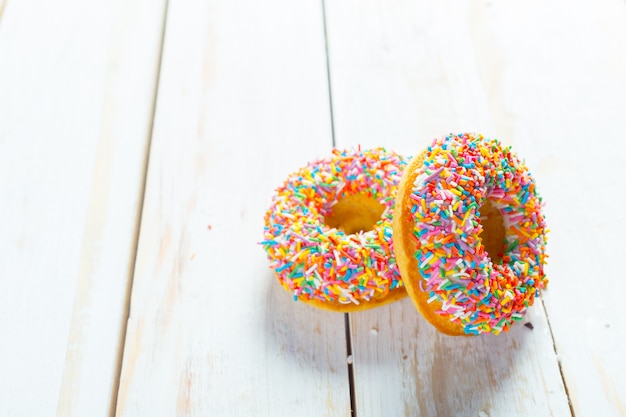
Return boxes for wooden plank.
[505,1,626,415]
[114,0,350,416]
[0,1,166,416]
[322,0,601,414]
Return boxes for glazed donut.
[393,133,548,335]
[261,148,408,312]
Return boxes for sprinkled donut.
[393,133,548,335]
[261,148,408,312]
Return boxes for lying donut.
[393,133,548,335]
[261,148,408,312]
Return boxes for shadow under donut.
[346,293,553,416]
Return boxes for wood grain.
[0,0,7,25]
[115,0,350,415]
[0,0,166,416]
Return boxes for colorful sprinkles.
[408,133,548,335]
[261,148,407,305]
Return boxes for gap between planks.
[108,1,170,416]
[541,297,575,417]
[344,314,357,417]
[321,0,357,415]
[321,0,336,146]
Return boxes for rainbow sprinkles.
[408,133,548,335]
[261,148,407,309]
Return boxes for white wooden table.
[1,0,625,416]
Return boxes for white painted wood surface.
[1,0,625,415]
[0,0,166,416]
[325,0,626,415]
[515,2,626,415]
[114,0,350,416]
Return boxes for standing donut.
[261,148,408,312]
[393,133,548,335]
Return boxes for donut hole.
[479,201,506,264]
[324,193,385,234]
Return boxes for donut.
[393,133,548,335]
[261,148,408,312]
